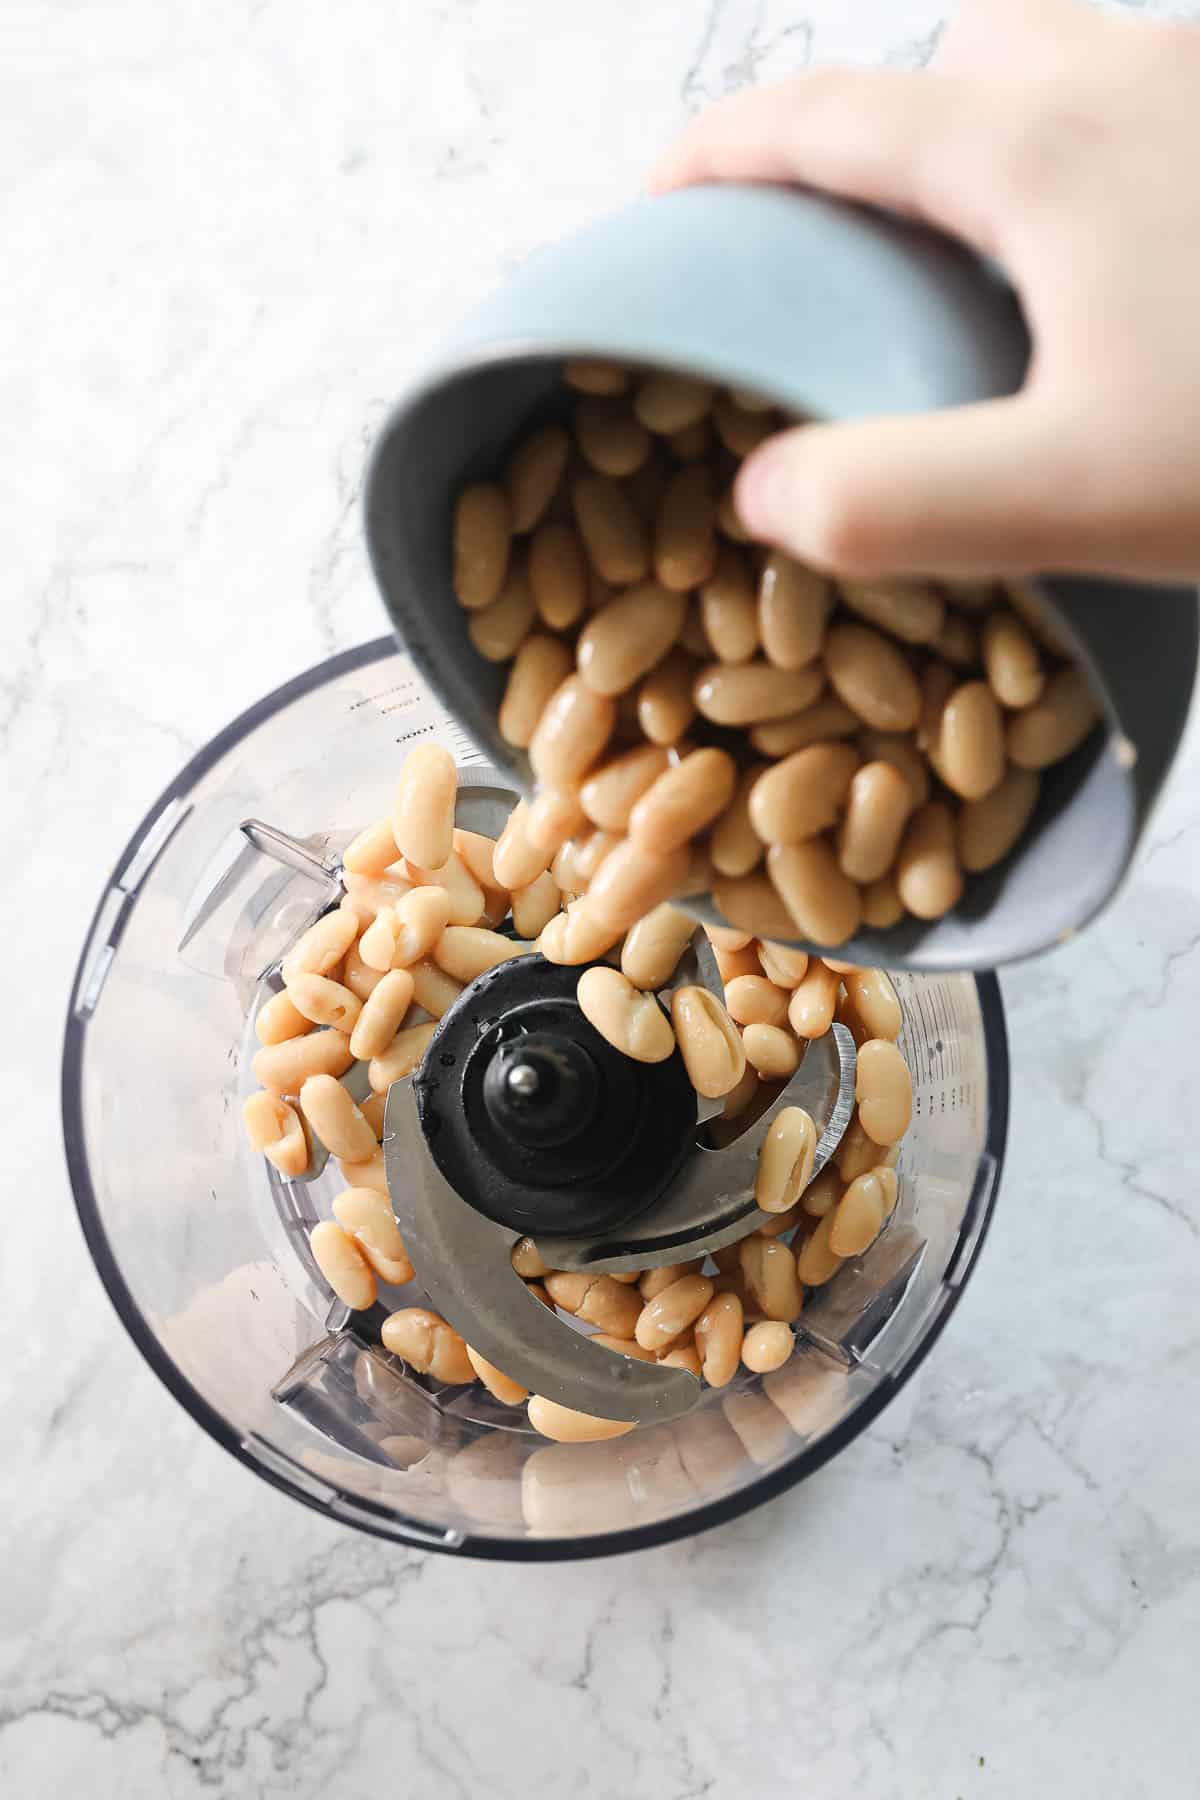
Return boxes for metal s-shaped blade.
[540,1023,857,1274]
[382,1078,702,1425]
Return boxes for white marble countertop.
[5,0,1199,1793]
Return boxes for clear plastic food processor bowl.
[62,642,1008,1559]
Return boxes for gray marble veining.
[4,0,1199,1794]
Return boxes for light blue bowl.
[365,184,1196,969]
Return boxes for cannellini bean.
[982,608,1045,709]
[741,1321,794,1373]
[750,695,861,757]
[633,371,712,433]
[510,869,560,939]
[724,974,789,1027]
[713,394,774,456]
[743,1022,801,1079]
[637,648,699,744]
[299,1073,377,1161]
[281,908,360,985]
[824,623,921,732]
[787,960,840,1039]
[368,1021,437,1092]
[739,1237,803,1322]
[332,1187,414,1285]
[580,743,671,831]
[795,1213,842,1286]
[855,1038,912,1145]
[511,1237,550,1279]
[539,896,624,964]
[802,1162,844,1218]
[409,959,463,1019]
[841,968,902,1042]
[768,840,862,948]
[574,395,651,477]
[959,766,1041,873]
[709,763,764,878]
[564,358,628,396]
[638,1260,703,1301]
[829,1169,889,1257]
[452,828,500,896]
[628,747,737,852]
[528,784,588,858]
[468,561,537,661]
[577,965,675,1062]
[635,1273,715,1350]
[759,553,833,670]
[252,1029,354,1095]
[755,1105,817,1213]
[748,743,860,845]
[620,904,695,990]
[710,939,761,984]
[255,989,314,1047]
[835,1111,883,1183]
[389,884,455,967]
[285,973,363,1033]
[654,463,717,591]
[757,941,809,988]
[338,1147,388,1193]
[694,659,823,726]
[708,924,751,952]
[505,423,570,533]
[529,674,616,786]
[587,838,691,932]
[360,1092,387,1137]
[695,1292,744,1388]
[545,1271,644,1337]
[896,802,963,920]
[310,1221,377,1310]
[660,1343,703,1376]
[527,1396,634,1442]
[465,1345,528,1405]
[434,925,527,983]
[937,680,1006,801]
[529,520,588,630]
[342,818,402,878]
[1007,667,1099,769]
[572,472,649,584]
[341,869,413,921]
[700,545,759,664]
[840,577,945,645]
[359,908,398,971]
[574,827,619,886]
[837,761,913,884]
[862,872,906,929]
[499,634,575,748]
[243,1091,309,1177]
[391,743,457,872]
[854,731,931,810]
[453,482,510,611]
[382,1307,474,1383]
[576,583,687,696]
[916,661,956,757]
[490,800,550,892]
[712,871,801,942]
[670,985,746,1097]
[403,850,485,927]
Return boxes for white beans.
[281,909,360,986]
[635,1273,715,1351]
[741,1321,794,1374]
[252,1028,354,1095]
[855,1038,913,1145]
[310,1220,377,1310]
[628,748,737,852]
[694,1292,743,1388]
[348,968,415,1060]
[332,1187,414,1285]
[368,1021,437,1093]
[670,986,746,1097]
[243,1091,309,1177]
[255,989,313,1047]
[434,925,527,983]
[382,1307,474,1382]
[299,1073,377,1161]
[285,973,363,1032]
[620,904,695,990]
[755,1106,817,1213]
[768,840,862,947]
[527,1396,634,1442]
[577,966,675,1063]
[453,483,511,611]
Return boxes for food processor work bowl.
[63,642,1008,1557]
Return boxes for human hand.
[650,0,1200,585]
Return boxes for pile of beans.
[452,358,1102,948]
[242,747,911,1442]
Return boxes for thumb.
[733,398,1084,579]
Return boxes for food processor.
[63,638,1008,1557]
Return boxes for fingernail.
[734,441,788,536]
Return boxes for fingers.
[649,67,995,249]
[732,401,1101,579]
[935,0,1101,79]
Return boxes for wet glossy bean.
[695,1292,744,1388]
[332,1187,414,1285]
[628,747,737,853]
[572,473,649,584]
[1007,667,1099,770]
[243,1091,309,1177]
[453,482,510,611]
[529,674,617,786]
[545,1271,644,1337]
[794,1213,842,1286]
[759,553,833,670]
[468,560,537,661]
[749,695,860,757]
[671,985,746,1097]
[841,967,902,1042]
[342,818,402,878]
[982,608,1045,709]
[837,760,913,884]
[755,1105,817,1212]
[694,658,823,726]
[576,583,687,696]
[637,648,699,744]
[580,743,672,831]
[896,802,963,920]
[635,1273,715,1351]
[310,1221,377,1310]
[828,1169,889,1257]
[768,840,862,948]
[742,1022,801,1079]
[499,634,575,748]
[741,1321,794,1374]
[958,766,1041,872]
[505,423,571,533]
[749,743,859,845]
[787,960,841,1039]
[739,1237,803,1322]
[620,904,695,990]
[654,464,717,592]
[576,965,675,1062]
[824,623,921,732]
[587,839,692,932]
[382,1307,475,1382]
[510,869,561,939]
[937,680,1006,801]
[368,1021,437,1093]
[285,973,362,1033]
[700,545,759,664]
[527,1396,634,1441]
[255,988,314,1047]
[840,577,944,645]
[252,1028,354,1096]
[855,1038,912,1145]
[281,908,360,985]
